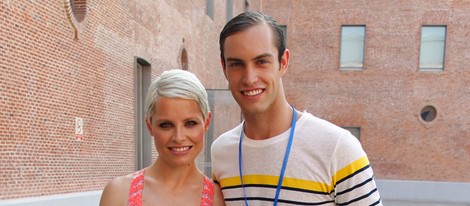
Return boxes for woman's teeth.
[171,146,190,152]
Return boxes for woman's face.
[146,97,211,167]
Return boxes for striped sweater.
[211,112,382,205]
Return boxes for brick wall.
[2,0,468,201]
[262,0,470,182]
[0,0,237,200]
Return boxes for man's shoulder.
[299,112,347,133]
[297,111,357,145]
[211,123,243,148]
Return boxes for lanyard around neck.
[238,105,297,206]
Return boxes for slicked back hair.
[219,11,286,65]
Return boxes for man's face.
[221,24,289,115]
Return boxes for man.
[211,11,382,205]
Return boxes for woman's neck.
[147,160,203,189]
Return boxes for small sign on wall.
[75,117,83,141]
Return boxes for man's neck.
[243,104,295,140]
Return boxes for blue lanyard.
[238,105,297,206]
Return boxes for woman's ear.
[204,111,212,132]
[145,117,153,137]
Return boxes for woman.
[100,69,224,206]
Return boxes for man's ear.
[221,58,226,68]
[221,59,228,79]
[280,49,290,76]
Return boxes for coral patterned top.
[127,169,214,206]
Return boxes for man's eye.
[159,122,172,128]
[228,62,242,68]
[257,59,269,64]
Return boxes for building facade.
[1,0,469,205]
[0,0,245,204]
[262,1,470,205]
[263,0,470,182]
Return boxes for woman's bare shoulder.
[99,175,133,206]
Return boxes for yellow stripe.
[219,174,331,193]
[283,177,331,193]
[330,156,370,191]
[217,157,370,194]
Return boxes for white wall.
[0,191,102,206]
[377,179,470,206]
[1,180,470,206]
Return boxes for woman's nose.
[171,126,186,143]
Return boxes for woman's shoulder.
[99,173,135,206]
[107,174,134,191]
[203,176,226,206]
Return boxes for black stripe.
[278,198,336,205]
[335,176,374,196]
[337,188,378,205]
[221,183,277,190]
[283,185,331,195]
[370,198,382,206]
[336,164,370,186]
[222,184,330,195]
[225,197,336,205]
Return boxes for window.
[340,26,365,70]
[135,57,152,170]
[206,0,214,20]
[70,0,87,22]
[419,26,446,71]
[420,105,437,122]
[64,0,88,38]
[199,90,241,177]
[343,127,361,140]
[244,0,250,12]
[181,48,188,70]
[226,0,233,22]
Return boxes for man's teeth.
[244,89,262,96]
[172,147,190,152]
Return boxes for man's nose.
[243,65,258,85]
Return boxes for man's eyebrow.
[225,53,274,62]
[225,57,242,62]
[253,53,274,60]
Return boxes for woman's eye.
[185,121,198,127]
[159,122,172,128]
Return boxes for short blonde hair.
[144,69,210,121]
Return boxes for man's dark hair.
[219,11,286,65]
